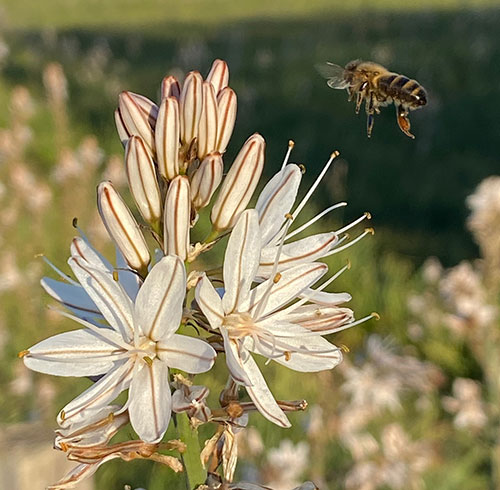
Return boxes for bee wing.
[315,62,351,90]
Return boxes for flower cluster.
[19,59,372,489]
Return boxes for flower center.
[136,337,157,361]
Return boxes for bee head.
[345,59,362,72]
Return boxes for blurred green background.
[1,1,500,489]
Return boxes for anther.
[17,349,29,358]
[72,217,78,228]
[107,413,114,422]
[365,227,375,235]
[340,344,350,353]
[284,212,293,221]
[299,164,306,174]
[60,442,68,452]
[143,356,154,366]
[226,401,244,419]
[34,253,44,259]
[273,272,282,284]
[346,259,351,270]
[288,140,295,148]
[284,351,292,361]
[364,211,372,219]
[330,150,340,159]
[112,270,119,281]
[371,312,381,320]
[60,410,66,421]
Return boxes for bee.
[317,60,427,139]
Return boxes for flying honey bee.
[317,60,427,139]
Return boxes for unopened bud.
[117,91,158,152]
[97,181,150,275]
[197,82,218,160]
[211,133,265,231]
[216,87,237,153]
[125,136,162,229]
[206,59,229,95]
[161,75,181,100]
[164,176,191,261]
[155,96,180,180]
[180,71,203,145]
[191,152,223,210]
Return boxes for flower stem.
[175,412,206,489]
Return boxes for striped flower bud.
[155,96,180,180]
[211,133,265,231]
[180,71,203,146]
[164,176,191,261]
[216,87,237,153]
[206,59,229,95]
[116,91,158,153]
[191,152,223,210]
[197,82,218,160]
[125,136,162,230]
[161,75,181,100]
[97,181,150,275]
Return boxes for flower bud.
[161,75,181,100]
[97,181,150,275]
[164,176,191,261]
[216,87,237,153]
[180,71,203,145]
[211,133,265,231]
[191,152,223,210]
[155,96,180,180]
[197,82,218,160]
[117,91,158,153]
[125,136,162,229]
[206,59,229,95]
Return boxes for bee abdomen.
[379,74,426,107]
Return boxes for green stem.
[175,412,206,489]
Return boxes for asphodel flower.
[21,255,216,443]
[196,210,345,427]
[97,181,150,276]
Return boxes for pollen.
[273,272,282,284]
[17,349,29,358]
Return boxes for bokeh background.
[1,0,500,489]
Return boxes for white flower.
[22,254,216,443]
[196,209,343,428]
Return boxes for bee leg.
[355,91,364,114]
[366,92,376,137]
[396,104,415,139]
[367,113,375,137]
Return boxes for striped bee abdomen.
[379,74,427,108]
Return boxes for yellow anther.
[112,270,119,281]
[284,351,292,361]
[273,272,282,284]
[330,150,340,159]
[299,164,306,174]
[60,442,68,452]
[365,227,375,235]
[107,413,114,423]
[60,410,66,421]
[34,253,44,259]
[346,259,352,270]
[340,344,350,353]
[364,211,372,219]
[371,312,381,321]
[72,217,78,228]
[143,356,154,366]
[288,139,295,148]
[314,309,322,317]
[17,349,29,358]
[284,212,294,221]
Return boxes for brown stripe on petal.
[216,87,237,153]
[258,167,297,225]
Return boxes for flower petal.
[115,248,141,301]
[69,256,135,341]
[157,334,216,373]
[197,81,218,160]
[220,328,252,386]
[256,164,302,245]
[195,274,224,330]
[258,232,338,276]
[161,75,181,100]
[245,263,328,319]
[156,96,180,180]
[180,71,203,145]
[191,152,223,210]
[134,255,185,341]
[41,277,102,320]
[215,87,237,153]
[206,59,229,95]
[299,288,352,306]
[70,236,113,271]
[57,360,135,428]
[129,359,171,443]
[242,352,291,428]
[222,209,261,313]
[23,329,123,376]
[282,304,354,334]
